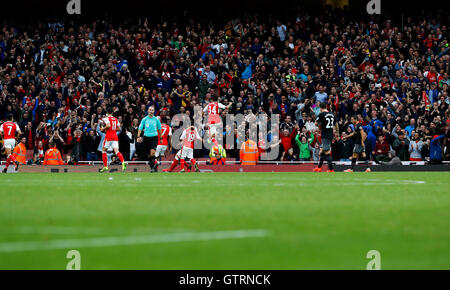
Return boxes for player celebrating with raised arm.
[343,115,371,172]
[99,108,127,173]
[1,114,22,173]
[313,103,339,172]
[137,106,162,173]
[203,96,231,146]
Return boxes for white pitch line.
[7,226,189,236]
[0,229,268,253]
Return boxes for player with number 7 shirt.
[1,114,22,173]
[154,117,172,169]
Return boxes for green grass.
[0,172,449,269]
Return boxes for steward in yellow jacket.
[209,144,227,165]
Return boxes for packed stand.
[0,9,449,165]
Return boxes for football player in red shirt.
[154,117,172,169]
[163,126,201,173]
[203,96,231,146]
[99,108,127,173]
[1,114,22,173]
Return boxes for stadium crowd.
[0,7,449,165]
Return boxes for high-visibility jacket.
[240,139,259,165]
[12,143,27,164]
[43,147,64,165]
[209,144,227,165]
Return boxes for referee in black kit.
[138,106,162,172]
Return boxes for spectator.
[429,134,445,164]
[280,126,297,156]
[364,125,377,158]
[69,129,83,164]
[368,111,384,135]
[409,132,424,161]
[295,132,314,161]
[84,129,100,161]
[127,129,137,160]
[373,135,390,164]
[304,115,317,133]
[335,132,354,162]
[283,147,299,161]
[314,86,328,104]
[310,142,320,162]
[380,150,403,166]
[393,132,410,161]
[405,119,416,138]
[33,140,45,165]
[276,21,287,42]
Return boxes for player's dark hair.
[106,107,114,114]
[49,141,55,147]
[7,114,13,121]
[319,103,327,109]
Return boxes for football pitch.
[0,172,449,269]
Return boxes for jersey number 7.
[6,125,13,135]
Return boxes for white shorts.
[3,139,16,150]
[155,145,168,157]
[176,146,194,160]
[208,123,221,136]
[103,140,119,151]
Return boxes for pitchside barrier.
[1,160,449,173]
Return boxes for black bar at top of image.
[2,0,446,19]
